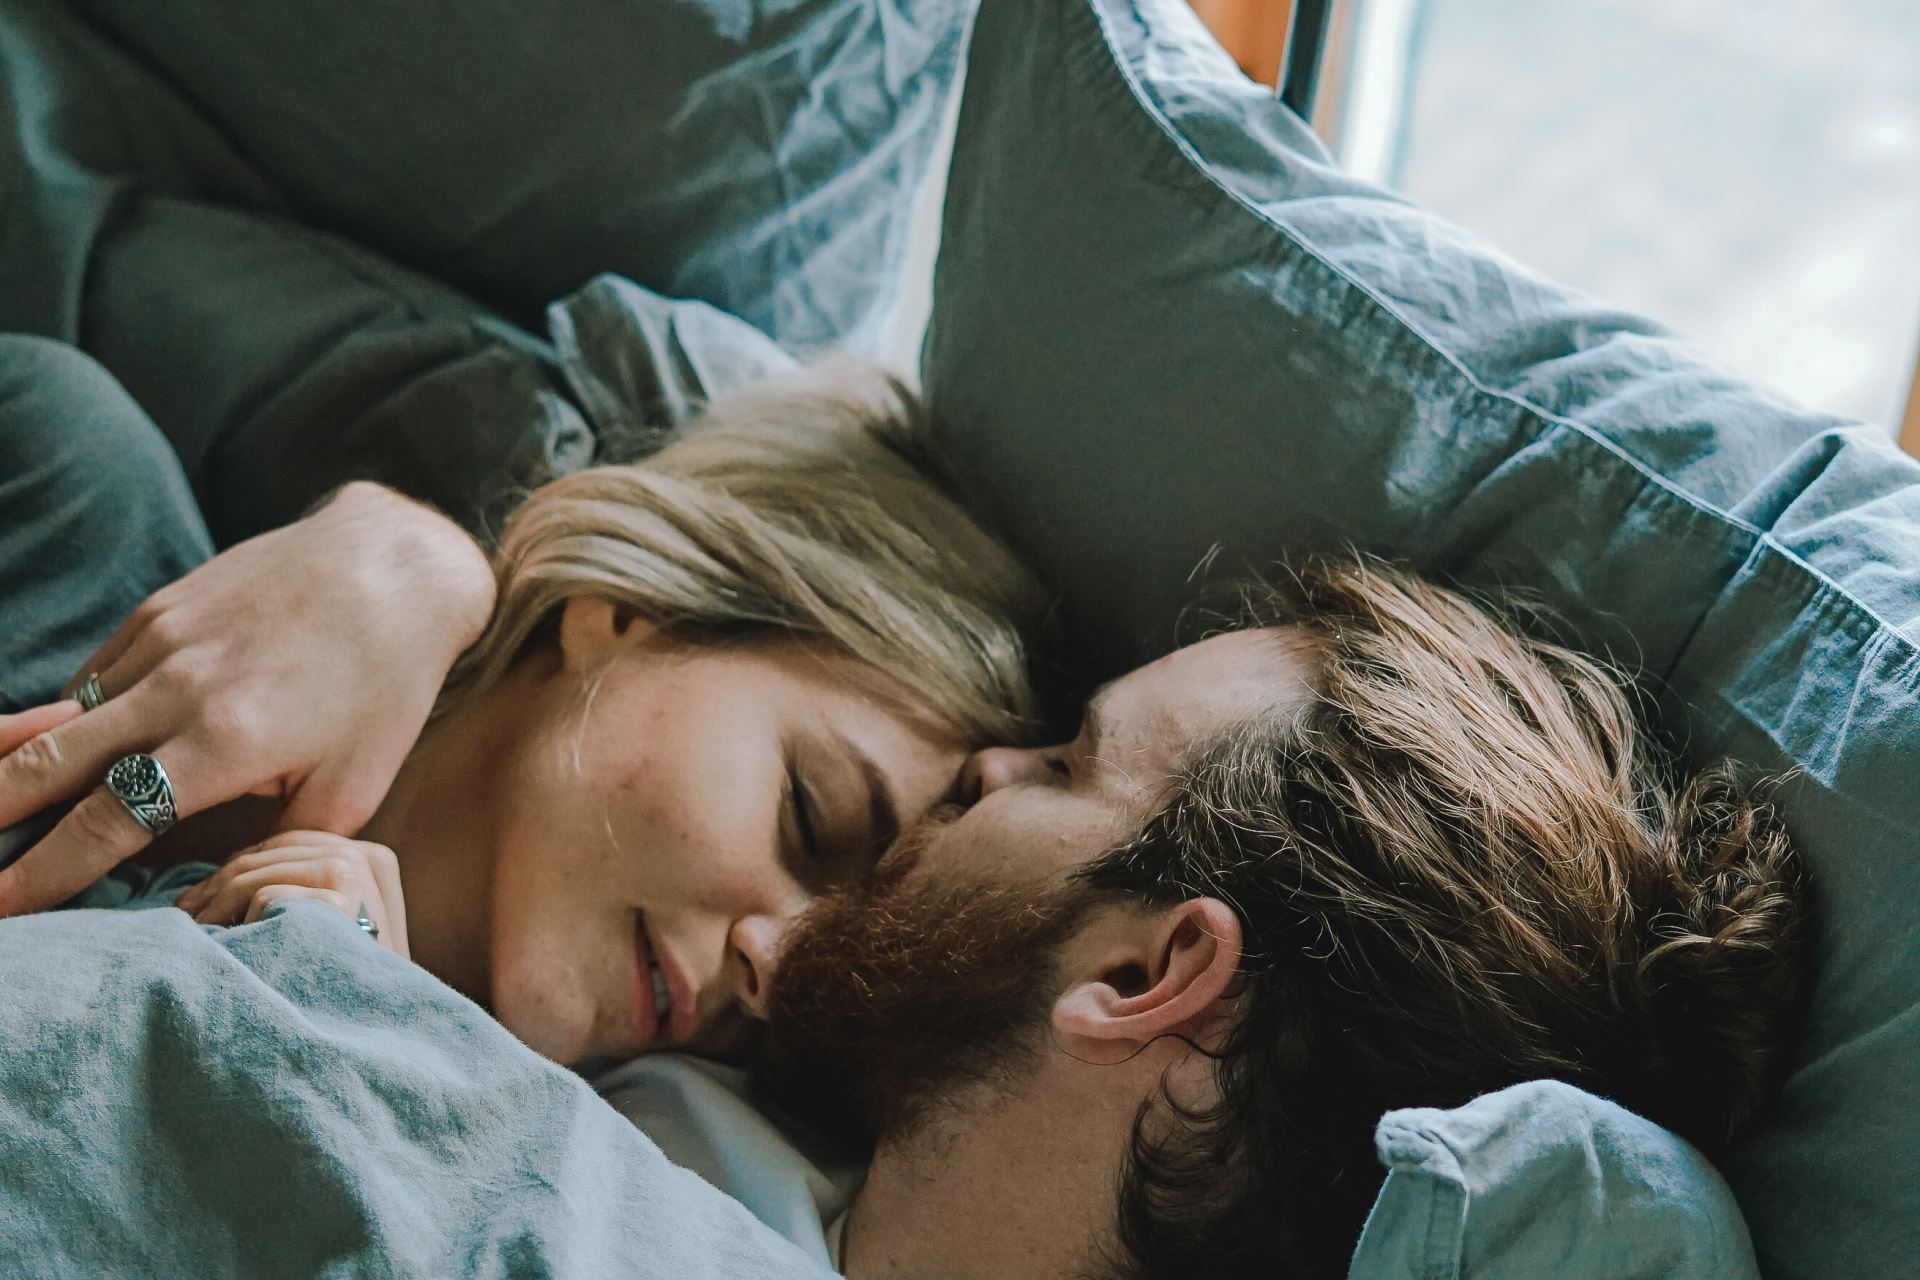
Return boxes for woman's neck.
[357,679,524,1004]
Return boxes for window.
[1197,0,1920,440]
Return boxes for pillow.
[84,201,797,548]
[83,192,595,546]
[924,1,1920,1276]
[61,0,967,357]
[1355,1081,1758,1280]
[1,0,583,545]
[5,0,803,546]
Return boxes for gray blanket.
[0,897,832,1279]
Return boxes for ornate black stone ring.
[105,753,178,837]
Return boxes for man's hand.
[175,830,411,958]
[0,482,495,916]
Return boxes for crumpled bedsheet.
[0,898,833,1279]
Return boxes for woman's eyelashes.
[787,769,822,865]
[785,764,865,891]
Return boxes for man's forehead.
[1100,627,1315,757]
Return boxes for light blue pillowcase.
[925,0,1920,1275]
[1355,1082,1758,1280]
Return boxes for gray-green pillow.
[84,193,593,547]
[66,0,967,357]
[925,1,1920,1276]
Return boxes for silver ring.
[355,904,380,940]
[104,753,178,837]
[72,673,106,712]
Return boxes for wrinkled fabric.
[926,1,1920,1275]
[549,273,802,465]
[0,336,211,712]
[0,899,835,1278]
[52,0,963,357]
[0,0,920,550]
[1353,1082,1760,1280]
[0,0,595,547]
[597,1055,861,1268]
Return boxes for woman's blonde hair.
[437,359,1048,744]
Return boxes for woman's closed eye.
[783,733,906,890]
[787,768,823,866]
[784,766,871,892]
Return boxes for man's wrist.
[333,482,497,652]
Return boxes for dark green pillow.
[66,0,966,356]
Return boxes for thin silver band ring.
[72,673,106,712]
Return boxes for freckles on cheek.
[495,953,598,1062]
[602,747,725,859]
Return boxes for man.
[753,560,1806,1278]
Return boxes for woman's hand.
[175,831,410,957]
[0,481,495,917]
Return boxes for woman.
[0,334,1048,1070]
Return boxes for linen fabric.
[0,898,836,1279]
[597,1055,863,1269]
[924,0,1920,1275]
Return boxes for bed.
[2,0,1915,1275]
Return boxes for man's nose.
[958,744,1059,802]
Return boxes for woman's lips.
[632,914,698,1050]
[653,935,696,1044]
[632,915,663,1049]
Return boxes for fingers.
[64,576,188,697]
[277,774,389,847]
[0,742,196,917]
[175,836,406,956]
[87,616,190,717]
[0,689,171,831]
[63,601,159,700]
[240,883,352,924]
[181,855,345,924]
[0,701,84,757]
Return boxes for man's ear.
[556,595,649,674]
[1050,898,1243,1063]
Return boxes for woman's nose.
[727,912,792,1021]
[958,744,1059,802]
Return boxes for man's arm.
[0,481,495,914]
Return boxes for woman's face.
[479,597,970,1068]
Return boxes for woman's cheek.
[491,930,600,1065]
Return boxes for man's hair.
[1076,557,1808,1280]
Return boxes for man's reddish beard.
[755,804,1100,1149]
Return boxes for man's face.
[759,628,1317,1141]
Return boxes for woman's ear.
[1051,898,1243,1063]
[556,595,648,674]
